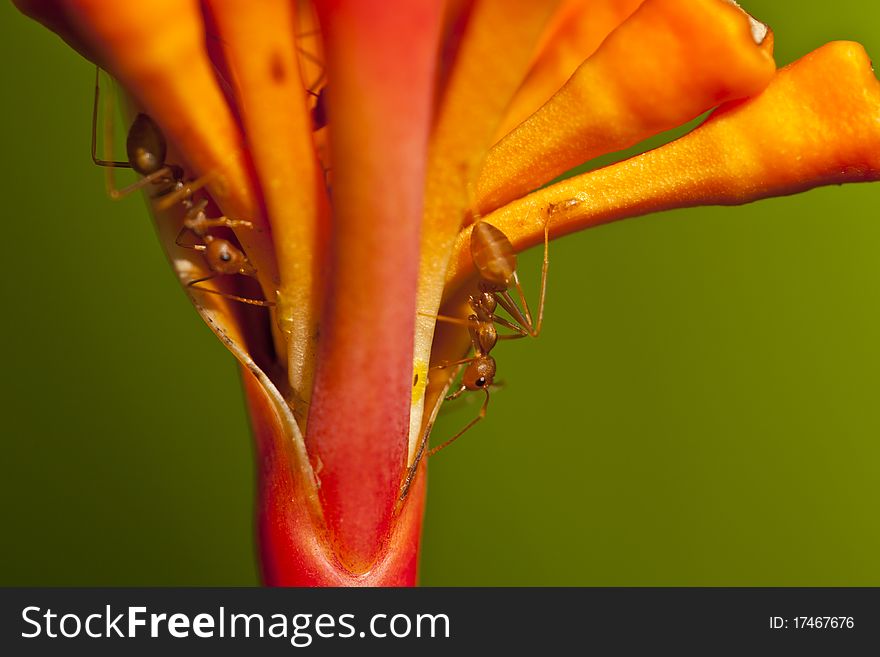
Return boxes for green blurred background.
[1,1,879,586]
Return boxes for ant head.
[462,356,495,391]
[126,113,167,176]
[204,237,256,277]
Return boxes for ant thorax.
[471,289,497,314]
[467,313,498,355]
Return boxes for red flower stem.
[244,369,426,586]
[305,0,443,575]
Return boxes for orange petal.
[495,0,645,140]
[421,0,560,264]
[449,41,880,294]
[13,0,96,60]
[206,0,330,400]
[60,0,279,298]
[476,0,776,215]
[423,0,560,245]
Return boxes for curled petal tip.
[451,40,880,295]
[477,0,777,215]
[723,0,769,45]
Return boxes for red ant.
[90,68,273,307]
[90,70,210,211]
[174,200,275,307]
[399,204,575,501]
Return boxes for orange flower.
[15,0,880,585]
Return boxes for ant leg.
[174,226,207,250]
[505,216,551,337]
[91,67,129,169]
[398,362,465,503]
[187,275,276,307]
[92,66,148,200]
[510,272,536,336]
[440,381,506,415]
[418,311,471,329]
[108,166,176,200]
[431,356,478,371]
[197,216,254,231]
[183,206,254,236]
[91,67,179,201]
[495,288,532,335]
[532,219,550,337]
[180,200,254,237]
[153,172,214,211]
[419,311,527,339]
[492,315,529,337]
[428,388,490,457]
[179,200,209,237]
[407,384,471,487]
[445,384,468,401]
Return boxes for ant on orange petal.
[91,68,272,307]
[430,216,551,453]
[400,203,575,502]
[174,199,275,307]
[90,68,211,212]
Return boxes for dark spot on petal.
[413,373,419,386]
[269,52,286,83]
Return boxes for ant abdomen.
[471,221,517,290]
[126,113,167,176]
